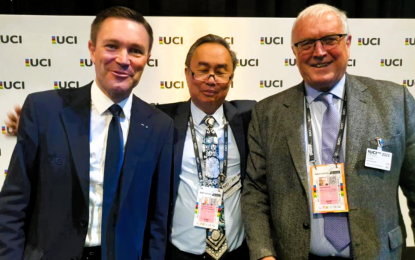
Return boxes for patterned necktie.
[202,115,227,260]
[102,104,124,260]
[320,93,351,252]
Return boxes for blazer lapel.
[223,101,246,180]
[344,74,370,177]
[119,96,153,205]
[59,84,91,206]
[282,83,309,192]
[172,101,191,201]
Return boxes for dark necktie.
[320,93,350,252]
[101,104,124,260]
[202,115,228,260]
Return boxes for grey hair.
[291,4,349,45]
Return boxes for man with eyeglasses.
[157,34,254,260]
[242,3,415,260]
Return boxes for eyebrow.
[197,62,229,69]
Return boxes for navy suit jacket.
[0,83,174,260]
[156,100,255,219]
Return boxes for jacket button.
[80,219,88,227]
[303,222,310,229]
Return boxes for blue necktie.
[320,93,350,252]
[101,104,124,260]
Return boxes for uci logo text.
[160,81,184,89]
[260,37,284,45]
[348,59,356,67]
[80,59,93,67]
[0,81,25,90]
[403,80,414,87]
[284,58,296,66]
[52,36,77,44]
[260,80,283,88]
[358,38,380,45]
[0,35,22,44]
[381,59,403,67]
[54,81,80,89]
[237,59,259,67]
[25,58,51,67]
[159,37,183,45]
[405,38,415,45]
[147,59,158,67]
[224,37,234,45]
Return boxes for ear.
[147,53,151,63]
[88,40,96,63]
[346,35,352,55]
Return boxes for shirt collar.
[190,100,224,127]
[91,80,133,120]
[304,74,346,104]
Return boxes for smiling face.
[88,17,151,103]
[292,12,351,92]
[186,43,233,115]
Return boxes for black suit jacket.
[157,100,255,220]
[0,83,174,260]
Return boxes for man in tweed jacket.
[241,4,415,260]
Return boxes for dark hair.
[185,34,237,71]
[90,6,154,53]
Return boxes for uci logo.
[54,81,80,89]
[159,37,183,45]
[0,81,25,90]
[348,59,356,67]
[147,59,158,67]
[80,59,93,67]
[358,38,380,45]
[284,59,296,66]
[403,80,414,87]
[405,38,415,45]
[237,59,259,67]
[381,59,403,67]
[160,81,184,89]
[0,35,22,44]
[52,36,77,44]
[25,59,51,67]
[260,37,284,45]
[260,80,283,88]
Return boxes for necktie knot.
[108,104,122,117]
[203,115,216,128]
[319,93,335,107]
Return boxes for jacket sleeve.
[0,94,39,259]
[241,104,277,260]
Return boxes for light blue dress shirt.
[170,101,245,255]
[304,75,352,258]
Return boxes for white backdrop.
[0,15,414,245]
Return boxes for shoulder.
[226,100,257,113]
[155,101,186,118]
[348,74,406,98]
[255,82,303,111]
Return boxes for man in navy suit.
[158,34,254,260]
[0,6,173,260]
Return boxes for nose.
[205,74,217,85]
[116,49,130,66]
[313,40,327,57]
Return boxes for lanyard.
[188,112,229,188]
[305,91,347,166]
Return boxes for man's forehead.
[191,43,232,66]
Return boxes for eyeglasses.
[188,68,233,84]
[293,34,348,53]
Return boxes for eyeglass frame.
[293,34,348,53]
[186,67,233,84]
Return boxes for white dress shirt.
[170,101,245,255]
[304,75,351,258]
[85,81,132,246]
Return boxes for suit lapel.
[59,84,91,206]
[282,83,309,191]
[172,101,191,201]
[344,75,370,177]
[119,96,153,205]
[223,101,246,179]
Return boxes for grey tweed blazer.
[241,74,415,260]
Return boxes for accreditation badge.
[310,163,349,214]
[193,186,223,229]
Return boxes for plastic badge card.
[193,186,223,230]
[310,163,349,214]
